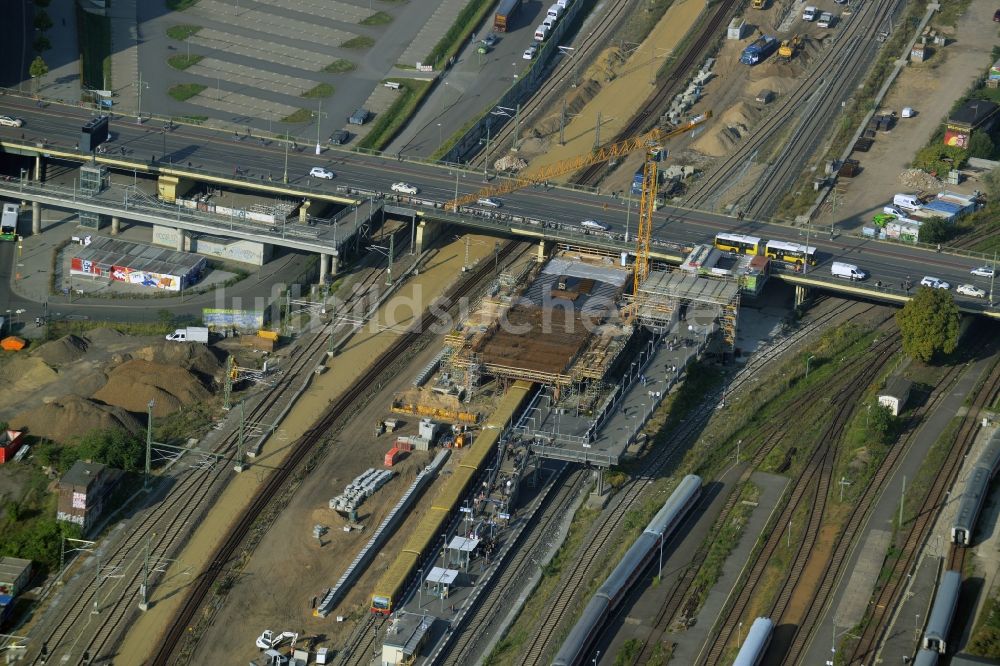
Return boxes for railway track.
[466,0,633,169]
[628,301,878,661]
[435,465,583,665]
[778,348,974,665]
[151,240,527,665]
[24,266,389,665]
[516,300,882,664]
[846,339,1000,665]
[698,327,902,665]
[573,0,739,187]
[684,0,899,212]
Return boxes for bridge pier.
[175,230,186,251]
[318,253,329,284]
[111,216,121,235]
[31,201,41,235]
[415,220,441,254]
[537,240,548,262]
[33,155,43,182]
[794,284,810,308]
[330,253,339,277]
[299,200,311,224]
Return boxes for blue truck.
[740,36,778,65]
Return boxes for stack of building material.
[328,468,395,514]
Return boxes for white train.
[551,475,702,666]
[732,617,774,666]
[922,570,961,654]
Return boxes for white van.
[534,24,550,41]
[547,3,563,19]
[892,193,922,211]
[557,0,570,8]
[802,5,817,20]
[831,262,867,281]
[542,15,555,29]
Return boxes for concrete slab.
[192,88,300,123]
[189,29,330,71]
[397,0,477,68]
[192,0,356,46]
[187,58,317,96]
[833,528,892,629]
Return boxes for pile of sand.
[92,359,213,417]
[131,341,222,382]
[11,395,142,442]
[85,327,126,343]
[0,357,58,392]
[694,101,760,156]
[32,334,89,366]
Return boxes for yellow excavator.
[448,111,712,319]
[778,35,802,60]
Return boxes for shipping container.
[384,447,403,467]
[0,430,24,464]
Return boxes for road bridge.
[0,100,997,315]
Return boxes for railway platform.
[801,353,993,666]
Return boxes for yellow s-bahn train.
[370,380,535,615]
[713,233,817,268]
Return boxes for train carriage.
[922,570,961,653]
[732,617,774,666]
[552,475,702,665]
[952,466,990,545]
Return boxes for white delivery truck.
[892,193,924,212]
[165,326,209,343]
[831,262,867,281]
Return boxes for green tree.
[918,217,952,244]
[28,56,49,94]
[895,287,960,362]
[74,428,144,472]
[33,35,51,53]
[868,402,898,444]
[982,168,1000,201]
[34,10,52,31]
[969,131,996,160]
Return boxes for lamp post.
[828,625,860,665]
[805,354,816,379]
[314,100,327,155]
[283,137,290,184]
[437,123,443,149]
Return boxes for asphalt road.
[0,99,996,306]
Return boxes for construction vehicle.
[752,0,767,9]
[778,35,801,60]
[256,629,298,650]
[448,112,712,321]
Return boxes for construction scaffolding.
[633,269,742,348]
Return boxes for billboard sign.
[110,265,180,291]
[202,308,265,331]
[944,126,969,148]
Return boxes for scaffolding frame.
[633,269,742,349]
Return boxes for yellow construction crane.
[449,111,712,319]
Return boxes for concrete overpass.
[1,99,997,315]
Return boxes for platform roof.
[425,567,458,585]
[446,536,480,553]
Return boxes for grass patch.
[341,35,375,49]
[167,53,203,70]
[936,0,972,25]
[323,59,356,73]
[360,11,393,25]
[76,3,111,90]
[357,78,433,150]
[168,83,206,101]
[423,0,493,69]
[282,108,314,123]
[166,0,200,9]
[969,591,1000,658]
[178,114,208,124]
[301,83,334,98]
[614,638,643,665]
[686,482,760,612]
[166,24,201,40]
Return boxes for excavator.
[447,111,712,320]
[778,35,802,61]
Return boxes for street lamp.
[437,123,443,149]
[805,354,816,379]
[828,625,860,665]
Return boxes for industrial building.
[69,236,207,291]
